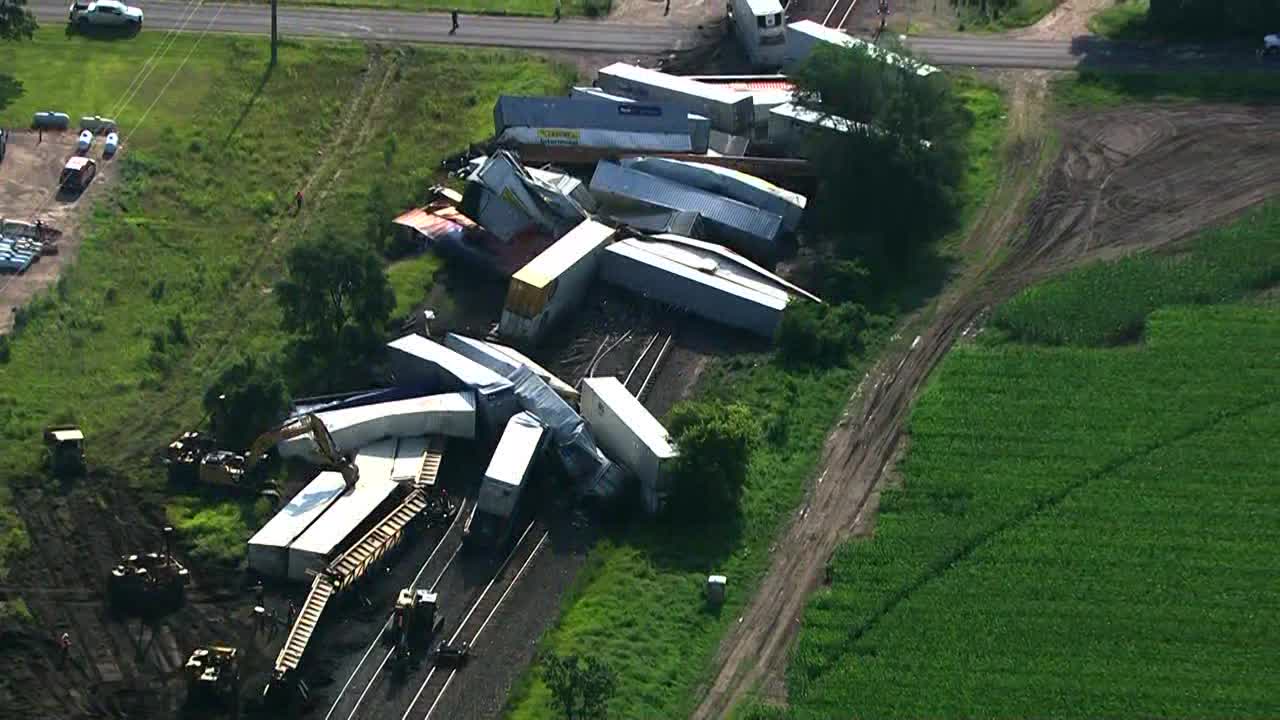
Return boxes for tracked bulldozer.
[43,425,86,477]
[107,527,189,614]
[185,645,240,707]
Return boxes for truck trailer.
[463,412,548,550]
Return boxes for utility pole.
[271,0,279,66]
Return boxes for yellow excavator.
[244,414,359,494]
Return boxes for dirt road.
[692,101,1280,718]
[0,131,113,335]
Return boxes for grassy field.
[779,203,1280,719]
[1087,0,1149,40]
[0,31,569,583]
[1055,70,1280,107]
[959,0,1060,31]
[285,0,608,18]
[388,252,444,319]
[505,82,1007,720]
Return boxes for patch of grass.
[387,252,444,319]
[959,0,1061,31]
[783,214,1280,718]
[166,497,262,566]
[955,79,1006,223]
[0,32,568,572]
[0,597,33,625]
[283,0,606,17]
[993,201,1280,345]
[1055,70,1280,107]
[506,83,1009,720]
[1087,0,1150,40]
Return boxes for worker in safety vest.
[59,632,72,665]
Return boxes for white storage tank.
[580,377,678,514]
[247,472,347,579]
[498,219,617,346]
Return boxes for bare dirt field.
[0,129,117,335]
[691,101,1280,718]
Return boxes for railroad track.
[623,332,674,402]
[322,502,467,720]
[397,521,550,720]
[822,0,859,29]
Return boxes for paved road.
[34,0,1275,68]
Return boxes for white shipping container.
[784,20,938,76]
[390,436,430,484]
[580,377,678,514]
[498,219,616,346]
[478,412,548,520]
[247,472,348,578]
[596,63,755,135]
[278,392,477,461]
[287,473,402,582]
[386,334,518,437]
[353,438,398,485]
[444,333,579,401]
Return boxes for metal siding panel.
[620,157,805,231]
[600,242,783,338]
[596,64,754,134]
[589,162,782,260]
[495,95,692,135]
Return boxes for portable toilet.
[707,574,727,607]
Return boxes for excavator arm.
[245,414,359,492]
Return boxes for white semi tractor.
[728,0,788,69]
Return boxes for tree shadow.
[65,23,143,42]
[224,63,276,149]
[0,73,24,115]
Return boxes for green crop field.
[0,31,569,593]
[505,82,1008,720]
[779,203,1280,719]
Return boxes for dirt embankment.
[692,101,1280,719]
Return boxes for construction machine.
[388,589,442,666]
[245,414,359,494]
[163,430,282,506]
[434,639,470,668]
[108,528,190,613]
[185,645,240,707]
[43,425,86,477]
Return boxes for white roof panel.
[484,412,547,488]
[511,219,616,289]
[744,0,783,16]
[278,392,476,459]
[606,239,788,311]
[288,474,400,556]
[787,20,939,76]
[353,438,398,485]
[247,472,348,549]
[581,377,676,457]
[391,436,429,483]
[598,63,752,106]
[387,334,512,390]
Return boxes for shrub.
[777,302,870,366]
[665,400,759,518]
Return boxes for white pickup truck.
[70,0,144,30]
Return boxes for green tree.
[791,43,968,272]
[204,354,291,451]
[0,0,38,41]
[542,652,617,720]
[275,231,395,391]
[665,400,759,517]
[777,301,872,367]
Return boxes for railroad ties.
[272,436,448,680]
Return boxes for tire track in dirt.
[692,102,1280,718]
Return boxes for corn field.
[782,217,1280,718]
